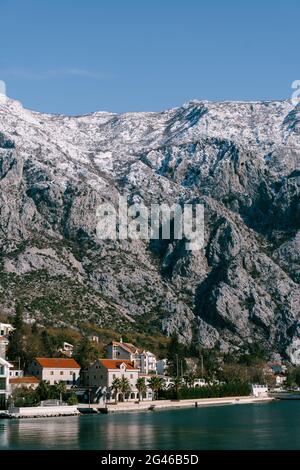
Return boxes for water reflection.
[1,402,300,450]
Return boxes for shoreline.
[0,396,275,419]
[100,395,274,414]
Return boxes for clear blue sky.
[1,0,299,114]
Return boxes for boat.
[77,407,98,414]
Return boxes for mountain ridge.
[0,96,299,362]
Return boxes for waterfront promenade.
[99,395,274,413]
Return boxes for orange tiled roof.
[35,358,80,369]
[10,376,39,384]
[111,341,143,354]
[99,359,137,370]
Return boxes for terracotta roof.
[99,359,138,370]
[10,376,39,384]
[35,358,80,369]
[111,341,142,354]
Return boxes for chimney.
[120,337,123,343]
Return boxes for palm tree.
[148,376,165,400]
[119,376,131,401]
[111,378,122,403]
[172,376,182,399]
[184,373,195,388]
[55,381,67,404]
[136,377,147,401]
[36,380,51,401]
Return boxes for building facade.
[86,359,152,402]
[10,376,39,392]
[9,361,24,378]
[107,341,157,374]
[0,337,9,360]
[0,323,14,337]
[0,357,12,408]
[28,358,80,387]
[58,342,74,357]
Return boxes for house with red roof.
[106,340,157,374]
[86,359,153,402]
[28,358,80,387]
[10,376,40,391]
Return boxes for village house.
[58,342,74,357]
[0,337,9,360]
[9,376,39,392]
[0,322,14,337]
[0,357,12,408]
[9,361,24,378]
[28,358,80,387]
[86,359,152,402]
[106,340,157,374]
[251,384,268,397]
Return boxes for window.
[60,371,64,375]
[50,371,54,376]
[130,374,133,379]
[113,374,116,379]
[70,371,73,375]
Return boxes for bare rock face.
[0,95,299,361]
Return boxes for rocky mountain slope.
[0,94,299,361]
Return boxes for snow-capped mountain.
[0,94,299,361]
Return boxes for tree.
[67,393,78,405]
[9,386,38,407]
[7,303,26,366]
[111,378,122,403]
[136,377,147,401]
[148,376,165,400]
[54,381,67,403]
[41,330,54,356]
[184,373,195,388]
[119,377,131,401]
[218,363,249,384]
[286,367,300,387]
[171,376,182,399]
[166,334,187,377]
[75,336,98,369]
[36,380,51,401]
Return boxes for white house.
[0,357,12,407]
[9,361,24,378]
[0,323,14,337]
[251,384,268,397]
[193,378,207,387]
[0,337,9,360]
[9,376,39,392]
[59,342,74,357]
[28,358,80,387]
[86,359,153,402]
[106,340,157,374]
[275,375,286,386]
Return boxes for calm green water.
[1,401,300,450]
